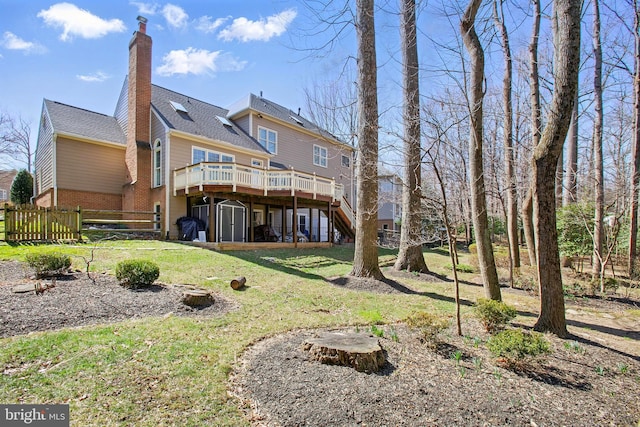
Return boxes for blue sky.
[0,0,362,169]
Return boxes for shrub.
[444,263,475,273]
[25,253,71,278]
[406,311,449,347]
[115,259,159,289]
[474,298,517,333]
[487,329,551,366]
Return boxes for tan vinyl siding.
[114,78,128,137]
[35,111,55,193]
[56,137,125,194]
[253,118,353,190]
[151,114,166,187]
[169,135,267,171]
[234,115,251,136]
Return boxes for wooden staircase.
[334,198,355,240]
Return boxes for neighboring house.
[378,173,402,232]
[34,17,355,243]
[0,170,18,204]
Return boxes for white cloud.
[77,71,110,82]
[162,4,188,29]
[156,47,246,76]
[1,32,45,54]
[38,3,126,41]
[195,15,229,34]
[130,1,159,15]
[218,9,297,42]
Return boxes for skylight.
[170,100,188,113]
[217,116,233,127]
[289,115,303,126]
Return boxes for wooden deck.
[183,241,333,251]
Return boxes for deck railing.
[174,162,343,201]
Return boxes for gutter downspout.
[53,132,58,207]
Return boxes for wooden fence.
[82,209,162,235]
[2,204,81,242]
[1,205,162,242]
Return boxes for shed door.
[218,203,246,242]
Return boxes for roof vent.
[289,115,303,126]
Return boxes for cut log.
[302,332,386,373]
[181,289,214,307]
[230,276,246,290]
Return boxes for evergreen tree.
[10,169,33,205]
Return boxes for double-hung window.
[313,145,328,168]
[258,127,277,153]
[153,140,162,187]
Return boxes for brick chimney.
[123,16,152,212]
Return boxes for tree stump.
[230,276,246,290]
[302,332,386,373]
[181,289,214,307]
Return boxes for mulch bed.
[231,274,640,427]
[0,261,236,338]
[231,323,640,427]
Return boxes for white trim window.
[251,158,264,168]
[153,139,162,187]
[192,147,235,164]
[341,154,351,168]
[313,145,328,168]
[258,126,277,154]
[0,189,6,201]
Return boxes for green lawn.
[0,241,496,426]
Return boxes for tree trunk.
[592,0,604,282]
[532,0,581,338]
[461,0,501,301]
[556,149,563,208]
[563,93,579,206]
[523,0,542,268]
[493,0,520,273]
[395,0,429,273]
[350,0,384,280]
[629,0,640,278]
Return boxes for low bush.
[115,259,160,289]
[406,311,449,347]
[25,253,72,278]
[474,298,517,333]
[487,329,551,366]
[444,263,475,273]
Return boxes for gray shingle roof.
[227,93,346,145]
[44,99,126,145]
[151,85,269,154]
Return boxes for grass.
[1,241,635,425]
[0,241,472,426]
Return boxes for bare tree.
[563,94,579,206]
[532,0,581,337]
[395,0,429,273]
[460,0,501,300]
[493,0,520,281]
[629,0,640,277]
[522,0,542,268]
[350,0,384,280]
[0,112,32,172]
[592,0,605,281]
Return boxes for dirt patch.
[231,324,640,427]
[0,261,236,338]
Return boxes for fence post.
[76,206,82,242]
[3,203,10,242]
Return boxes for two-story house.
[33,17,355,245]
